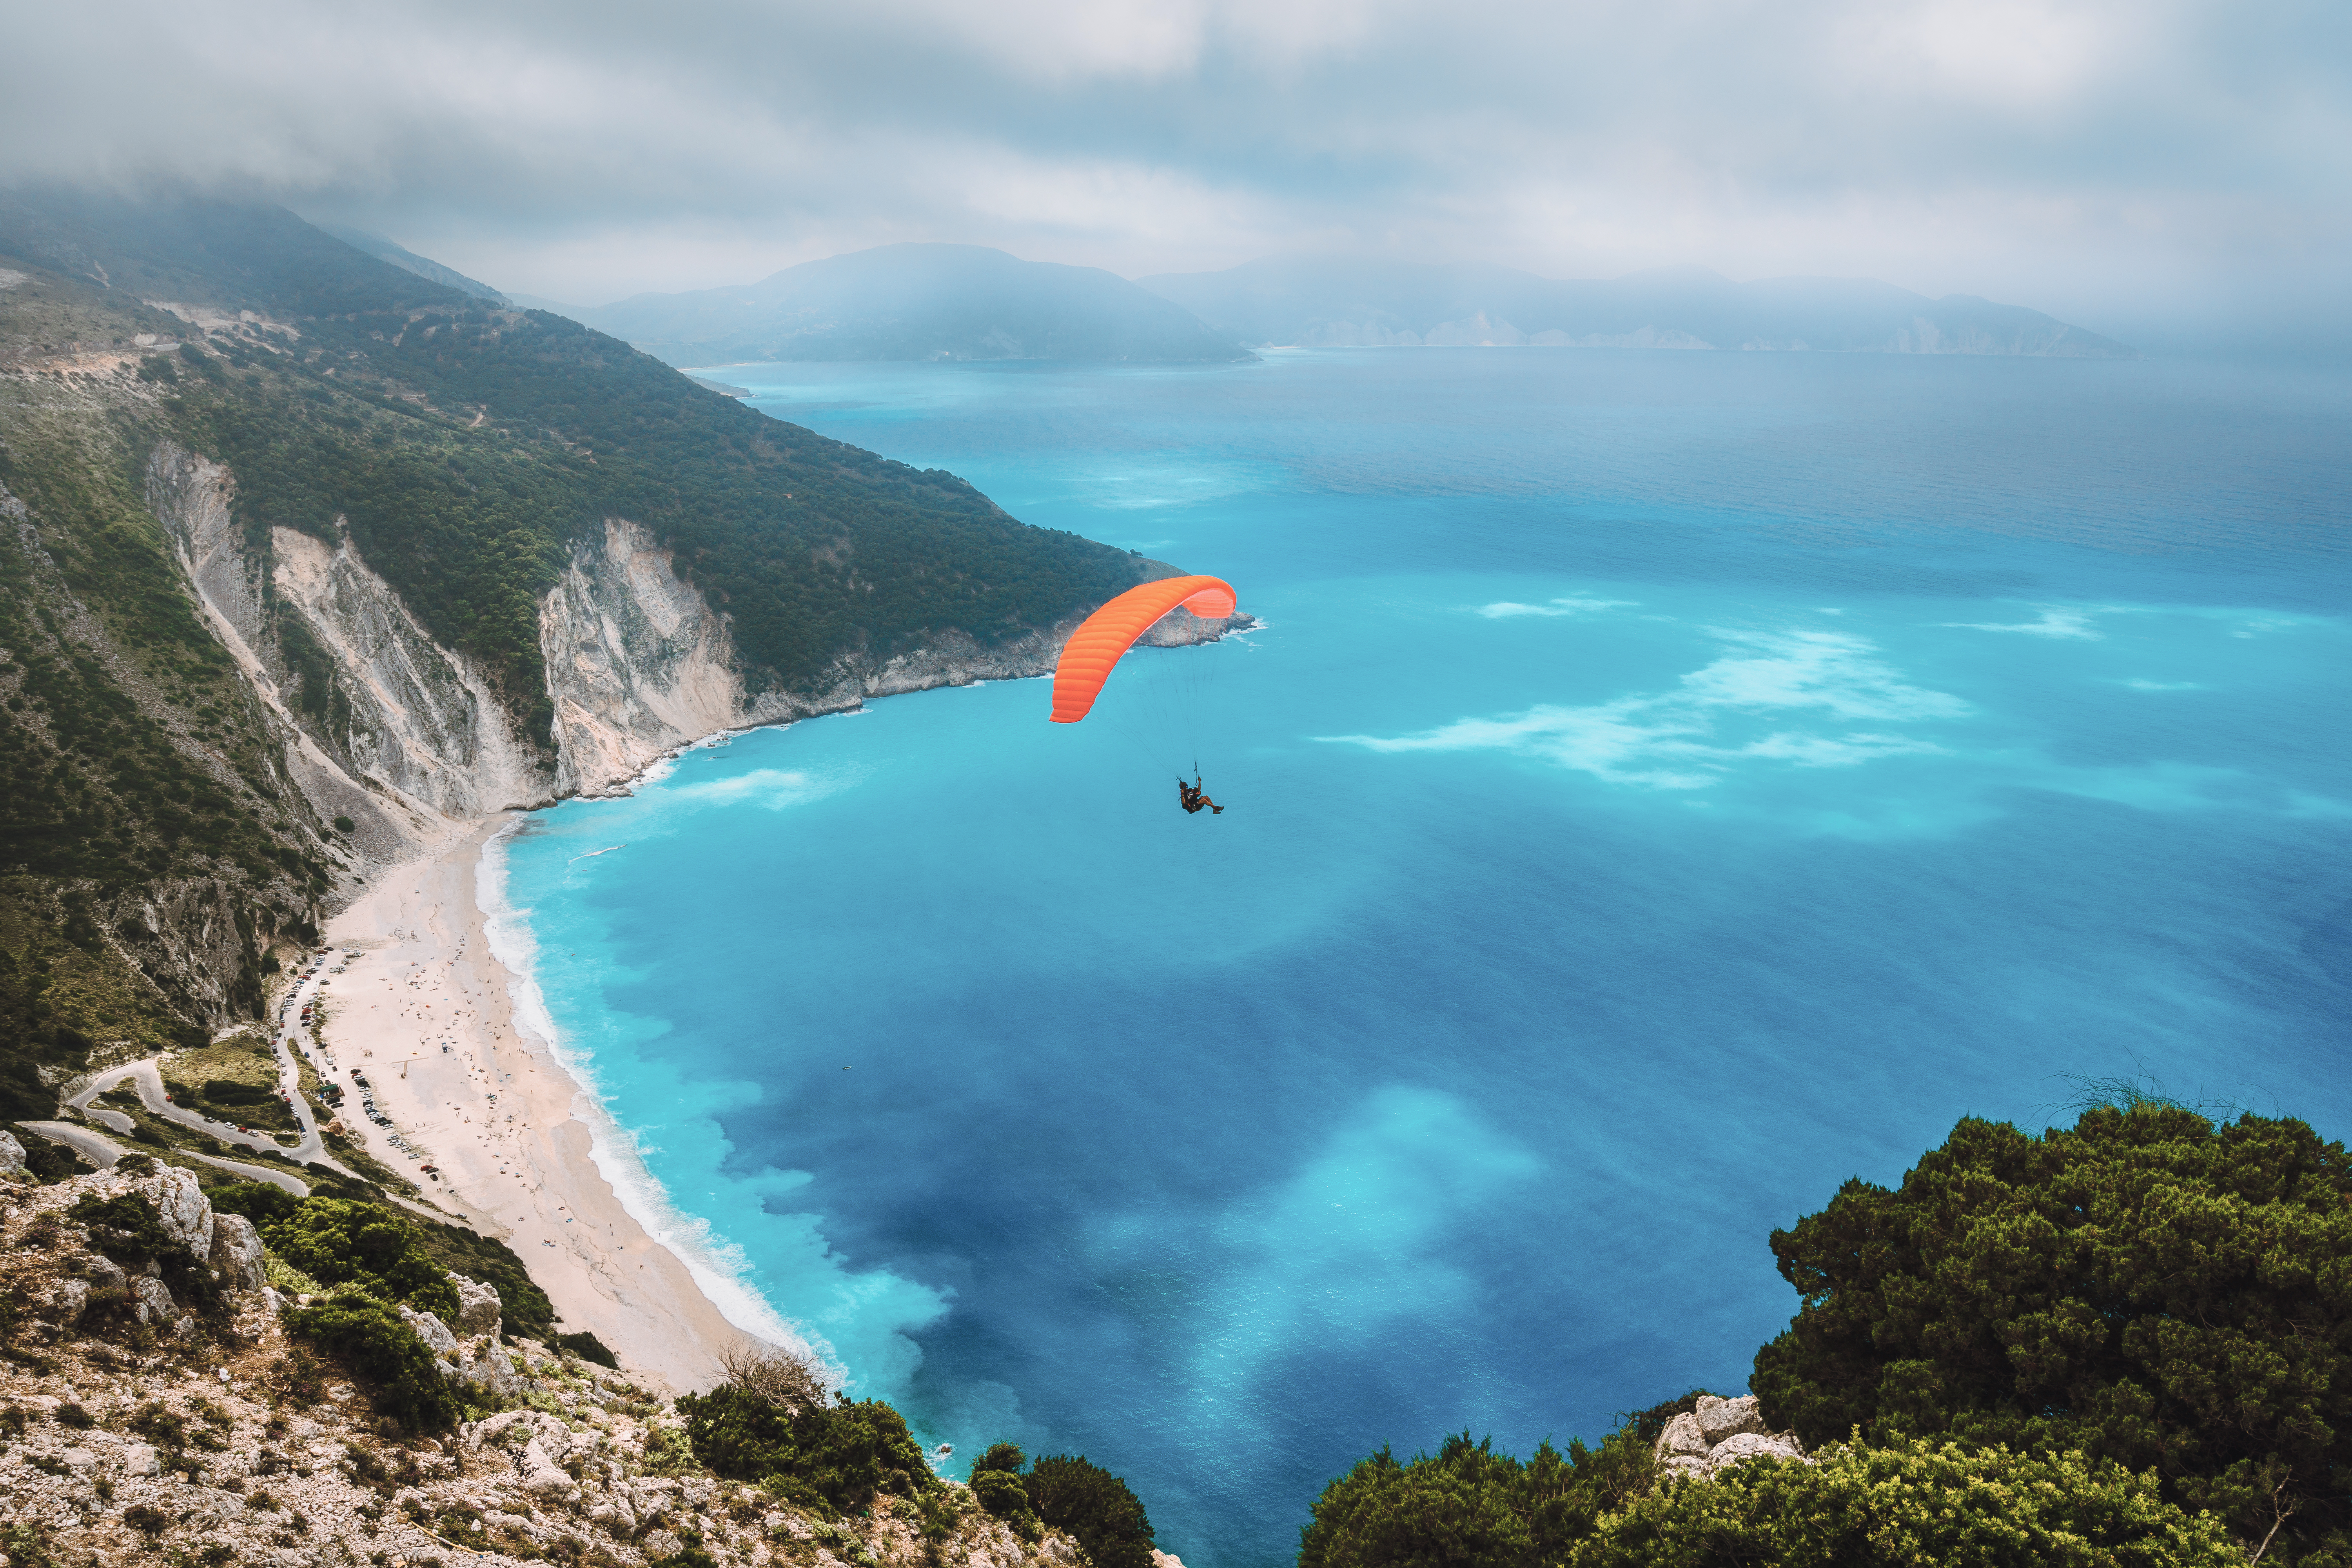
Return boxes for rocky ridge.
[0,1153,1122,1568]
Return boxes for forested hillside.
[0,188,1150,1123]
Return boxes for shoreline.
[305,628,1258,1397]
[319,817,762,1395]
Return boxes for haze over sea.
[491,350,2351,1568]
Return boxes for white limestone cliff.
[150,444,1245,860]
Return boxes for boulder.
[85,1253,129,1290]
[123,1443,162,1477]
[132,1274,179,1324]
[0,1127,25,1177]
[52,1279,89,1325]
[132,1165,215,1256]
[210,1213,267,1293]
[1693,1394,1766,1444]
[521,1436,577,1498]
[1709,1431,1805,1467]
[451,1274,503,1338]
[1654,1411,1710,1458]
[459,1338,522,1397]
[399,1305,460,1356]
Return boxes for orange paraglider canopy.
[1050,574,1237,723]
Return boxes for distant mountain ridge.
[571,243,1254,366]
[1138,258,2136,358]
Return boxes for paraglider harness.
[1178,773,1224,815]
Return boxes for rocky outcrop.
[208,1211,265,1292]
[453,1271,503,1337]
[0,1127,25,1178]
[1654,1394,1808,1479]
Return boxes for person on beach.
[1178,776,1225,815]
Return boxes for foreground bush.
[1753,1104,2352,1559]
[213,1190,460,1321]
[219,1178,557,1340]
[968,1443,1041,1541]
[1572,1437,2243,1568]
[1024,1454,1157,1568]
[675,1384,932,1514]
[1299,1429,1655,1568]
[283,1295,463,1433]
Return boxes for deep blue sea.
[491,350,2351,1568]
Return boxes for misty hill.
[314,221,509,303]
[573,243,1254,365]
[1138,257,2136,358]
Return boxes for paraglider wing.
[1049,574,1238,723]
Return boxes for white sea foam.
[475,820,835,1372]
[1323,626,1967,793]
[1940,606,2105,639]
[1476,596,1637,619]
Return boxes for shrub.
[1752,1105,2352,1561]
[19,1140,93,1182]
[969,1465,1041,1543]
[1569,1436,2243,1568]
[715,1340,830,1412]
[1299,1430,1655,1568]
[283,1296,461,1434]
[122,1504,171,1535]
[676,1385,932,1513]
[1025,1455,1156,1568]
[253,1198,459,1320]
[554,1330,619,1369]
[644,1530,719,1568]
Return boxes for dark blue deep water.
[492,350,2352,1568]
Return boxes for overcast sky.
[5,0,2347,338]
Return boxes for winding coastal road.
[36,951,362,1196]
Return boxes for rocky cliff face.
[150,442,556,867]
[144,446,1250,896]
[539,518,790,798]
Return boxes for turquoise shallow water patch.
[499,350,2351,1567]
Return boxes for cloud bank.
[4,0,2345,337]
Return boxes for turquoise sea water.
[492,350,2352,1568]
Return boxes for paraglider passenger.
[1177,777,1224,815]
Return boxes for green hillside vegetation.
[1302,1100,2350,1567]
[0,190,1150,1125]
[162,1032,296,1132]
[1753,1102,2352,1563]
[1572,1436,2242,1567]
[677,1383,935,1516]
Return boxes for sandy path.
[321,818,749,1394]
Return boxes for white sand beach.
[319,818,751,1395]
